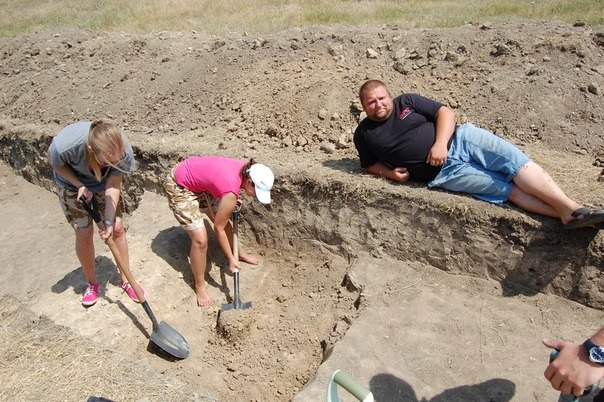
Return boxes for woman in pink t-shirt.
[163,156,274,307]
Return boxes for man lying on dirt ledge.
[353,79,604,230]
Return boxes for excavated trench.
[3,123,602,308]
[1,122,604,400]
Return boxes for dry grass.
[0,0,602,38]
[0,295,210,402]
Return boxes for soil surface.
[1,20,604,401]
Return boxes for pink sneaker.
[81,282,99,306]
[120,280,145,303]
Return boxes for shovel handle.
[231,208,241,307]
[232,208,239,263]
[79,196,147,305]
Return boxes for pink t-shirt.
[174,156,245,199]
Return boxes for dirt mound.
[2,22,604,158]
[1,20,604,401]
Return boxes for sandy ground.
[2,159,604,401]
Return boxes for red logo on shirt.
[399,107,412,120]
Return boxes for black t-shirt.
[354,93,448,182]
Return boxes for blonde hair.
[86,119,124,181]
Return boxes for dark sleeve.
[353,121,378,169]
[401,93,443,121]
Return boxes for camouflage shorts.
[57,186,123,230]
[163,169,217,231]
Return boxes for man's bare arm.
[366,162,409,183]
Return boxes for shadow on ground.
[51,256,121,297]
[150,220,231,302]
[369,373,515,402]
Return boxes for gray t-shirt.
[49,121,135,193]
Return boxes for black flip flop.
[563,208,604,230]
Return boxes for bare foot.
[195,286,213,308]
[239,250,259,265]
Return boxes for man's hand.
[391,167,410,183]
[427,143,448,166]
[367,162,410,183]
[543,338,604,396]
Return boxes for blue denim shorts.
[427,123,530,204]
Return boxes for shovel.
[80,196,190,359]
[221,206,252,311]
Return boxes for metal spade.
[221,207,252,311]
[80,197,190,359]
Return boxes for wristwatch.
[583,339,604,365]
[103,219,113,227]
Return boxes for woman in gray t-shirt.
[48,119,142,307]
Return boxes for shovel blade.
[221,301,252,311]
[149,321,191,359]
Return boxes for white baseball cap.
[247,163,274,204]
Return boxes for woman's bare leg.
[186,227,212,307]
[75,225,96,283]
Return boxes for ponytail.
[240,158,257,179]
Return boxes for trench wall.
[2,122,603,310]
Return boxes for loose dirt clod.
[216,309,255,343]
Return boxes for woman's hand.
[229,258,241,274]
[77,185,92,202]
[99,224,114,241]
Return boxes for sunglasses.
[94,150,130,172]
